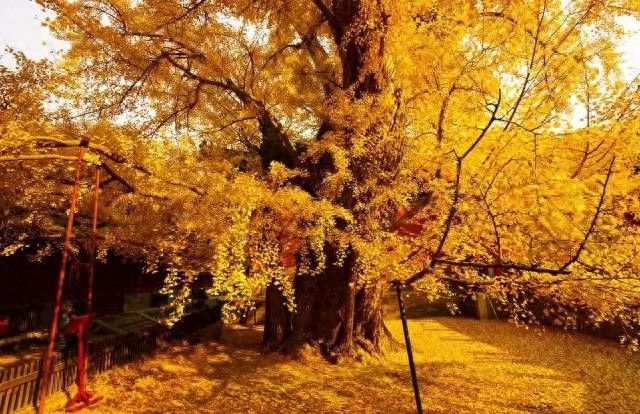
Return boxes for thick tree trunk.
[263,245,385,358]
[354,282,385,353]
[262,283,292,352]
[262,0,392,358]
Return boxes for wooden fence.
[0,307,40,339]
[0,326,167,414]
[11,309,39,337]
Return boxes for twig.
[558,156,616,272]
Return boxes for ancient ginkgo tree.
[1,0,639,356]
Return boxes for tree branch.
[429,90,501,266]
[162,54,298,169]
[154,0,207,31]
[310,0,343,43]
[7,136,205,196]
[404,156,616,286]
[558,156,616,272]
[0,154,79,163]
[431,259,570,275]
[101,162,169,200]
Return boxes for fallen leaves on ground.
[21,317,640,413]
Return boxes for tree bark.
[262,0,392,357]
[263,245,385,358]
[262,283,292,352]
[354,282,385,352]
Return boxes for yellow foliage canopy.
[0,0,639,335]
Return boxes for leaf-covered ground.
[22,317,640,413]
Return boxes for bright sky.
[0,0,638,79]
[0,0,67,65]
[617,15,640,82]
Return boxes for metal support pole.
[394,281,423,414]
[37,147,85,414]
[88,168,100,314]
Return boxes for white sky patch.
[617,15,640,83]
[0,0,68,67]
[215,11,270,45]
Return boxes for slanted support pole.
[88,168,100,314]
[393,281,423,414]
[38,146,85,414]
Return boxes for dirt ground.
[17,316,640,414]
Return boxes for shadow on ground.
[22,317,640,414]
[28,325,447,413]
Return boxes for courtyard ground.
[19,316,640,413]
